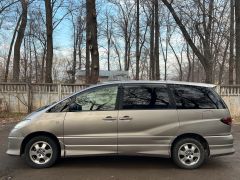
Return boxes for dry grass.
[0,112,27,124]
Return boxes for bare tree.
[4,15,21,82]
[154,0,160,80]
[169,42,183,81]
[135,0,140,80]
[12,0,28,82]
[229,0,234,84]
[162,0,215,83]
[236,0,240,84]
[110,0,136,71]
[149,1,155,80]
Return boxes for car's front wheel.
[172,138,206,169]
[24,136,58,168]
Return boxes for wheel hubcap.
[178,143,200,166]
[29,141,53,165]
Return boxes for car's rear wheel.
[24,136,58,168]
[172,138,206,169]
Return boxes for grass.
[0,112,27,124]
[0,112,27,119]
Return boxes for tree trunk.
[40,46,46,82]
[135,0,140,80]
[86,0,99,84]
[150,2,155,80]
[124,32,128,71]
[12,0,28,82]
[45,0,53,83]
[155,0,160,80]
[23,37,28,82]
[106,14,111,71]
[4,15,21,82]
[235,0,240,84]
[32,40,38,83]
[86,31,90,83]
[186,44,192,82]
[113,40,122,70]
[229,0,234,84]
[219,41,229,84]
[170,43,182,81]
[71,20,79,84]
[29,35,32,83]
[78,34,83,70]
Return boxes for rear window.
[169,85,226,109]
[122,85,171,110]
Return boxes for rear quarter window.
[169,85,226,109]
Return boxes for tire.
[172,138,206,169]
[24,136,58,168]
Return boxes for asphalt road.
[0,123,240,180]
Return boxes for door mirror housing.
[69,103,82,112]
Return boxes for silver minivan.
[6,81,235,169]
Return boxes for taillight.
[220,117,232,126]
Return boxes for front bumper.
[205,134,235,157]
[6,136,24,156]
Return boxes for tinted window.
[170,85,220,109]
[74,85,118,111]
[122,85,171,110]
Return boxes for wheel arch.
[20,131,61,157]
[170,133,210,157]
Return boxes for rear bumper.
[6,136,24,156]
[205,134,235,157]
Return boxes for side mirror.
[69,103,82,112]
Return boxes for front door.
[118,84,179,156]
[64,85,119,156]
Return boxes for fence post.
[58,84,62,100]
[27,83,32,113]
[215,85,221,95]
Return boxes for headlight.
[14,119,31,129]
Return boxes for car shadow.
[55,155,229,170]
[56,156,175,169]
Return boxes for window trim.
[119,83,176,110]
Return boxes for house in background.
[76,70,129,84]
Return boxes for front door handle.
[102,116,117,121]
[119,116,133,121]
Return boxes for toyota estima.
[7,81,234,169]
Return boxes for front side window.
[122,85,171,110]
[48,97,73,112]
[170,85,219,109]
[74,85,118,111]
